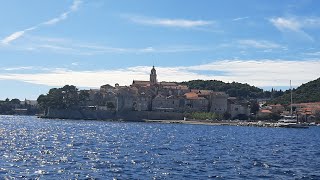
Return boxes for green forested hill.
[181,80,266,99]
[182,78,320,103]
[271,78,320,104]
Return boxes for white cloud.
[270,17,300,31]
[0,60,319,88]
[270,16,320,31]
[140,47,154,53]
[70,0,82,11]
[304,51,320,56]
[0,0,82,45]
[4,35,211,55]
[38,44,75,51]
[43,0,82,26]
[43,13,68,25]
[1,31,26,44]
[269,16,320,41]
[71,62,79,66]
[238,39,283,49]
[127,15,213,28]
[232,17,249,21]
[2,66,35,71]
[29,36,68,43]
[301,17,320,28]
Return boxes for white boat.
[309,122,317,126]
[275,81,309,129]
[275,122,309,128]
[276,115,309,128]
[278,115,297,123]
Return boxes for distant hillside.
[271,77,320,104]
[181,80,266,99]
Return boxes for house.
[210,92,228,115]
[132,80,151,87]
[132,66,158,88]
[152,94,185,112]
[257,109,273,117]
[20,99,38,106]
[227,97,250,119]
[184,92,209,112]
[293,102,320,122]
[270,104,285,114]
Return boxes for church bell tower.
[150,66,157,85]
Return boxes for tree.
[190,112,221,120]
[10,98,21,105]
[93,93,104,106]
[223,112,231,120]
[61,85,79,108]
[79,90,90,105]
[270,77,320,104]
[181,80,266,99]
[315,111,320,122]
[37,94,49,110]
[264,91,271,98]
[226,88,237,97]
[107,102,115,110]
[270,113,281,121]
[37,85,82,111]
[250,101,260,115]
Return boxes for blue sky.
[1,0,320,100]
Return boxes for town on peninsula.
[2,66,320,126]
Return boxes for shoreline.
[143,119,309,128]
[1,114,313,128]
[36,115,276,127]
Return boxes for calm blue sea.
[0,115,319,179]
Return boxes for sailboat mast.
[290,80,293,116]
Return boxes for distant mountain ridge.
[181,78,320,104]
[271,77,320,104]
[181,80,266,99]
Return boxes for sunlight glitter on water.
[0,115,320,179]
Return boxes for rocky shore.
[39,109,314,128]
[144,119,311,128]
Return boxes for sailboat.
[276,80,309,128]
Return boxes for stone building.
[227,97,250,119]
[86,89,101,106]
[152,94,185,112]
[132,66,158,88]
[150,66,157,85]
[184,92,209,112]
[132,92,152,111]
[82,66,242,117]
[209,92,228,115]
[269,104,285,114]
[114,86,136,112]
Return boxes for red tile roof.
[260,109,272,113]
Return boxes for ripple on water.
[0,116,319,179]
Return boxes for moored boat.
[275,81,309,129]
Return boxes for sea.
[0,115,319,179]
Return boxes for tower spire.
[150,66,157,85]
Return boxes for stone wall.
[45,109,185,121]
[210,94,228,114]
[46,108,115,120]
